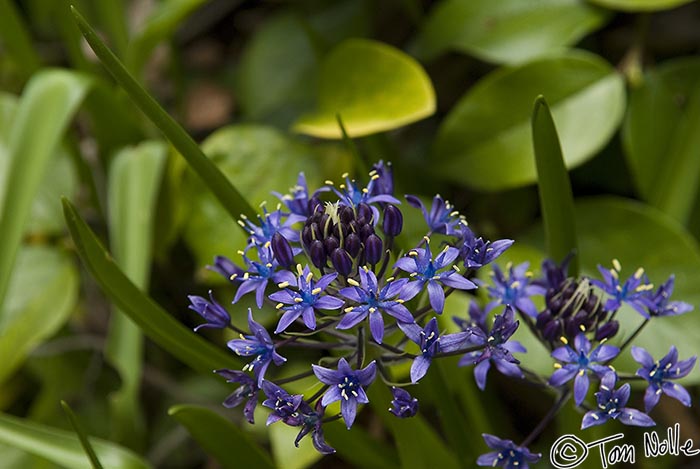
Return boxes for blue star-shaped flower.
[394,242,477,313]
[643,275,693,317]
[590,260,654,317]
[261,380,307,426]
[312,358,376,429]
[483,262,545,318]
[582,372,655,429]
[214,369,259,424]
[632,346,697,412]
[269,265,344,333]
[405,194,463,236]
[401,317,473,383]
[232,245,296,308]
[336,268,414,343]
[549,333,619,405]
[458,307,525,390]
[456,224,513,270]
[227,309,286,385]
[389,386,419,418]
[476,434,541,469]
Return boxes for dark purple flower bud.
[188,290,231,331]
[355,216,367,227]
[382,204,403,237]
[595,320,619,341]
[331,248,353,276]
[542,320,562,341]
[345,233,362,257]
[309,240,327,268]
[319,215,330,234]
[310,222,322,241]
[271,232,294,268]
[360,224,374,242]
[535,311,552,329]
[365,234,383,265]
[324,236,340,254]
[308,196,323,214]
[340,205,355,224]
[357,203,372,223]
[301,225,313,248]
[332,222,348,240]
[389,387,418,418]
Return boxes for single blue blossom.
[241,205,299,248]
[215,369,259,424]
[227,309,286,385]
[590,260,654,317]
[458,307,525,390]
[549,333,619,406]
[582,372,655,429]
[269,265,344,333]
[389,386,419,418]
[395,241,476,313]
[312,358,377,429]
[336,268,414,343]
[233,245,296,308]
[261,380,307,426]
[401,317,473,383]
[483,262,545,318]
[188,290,231,331]
[272,172,325,223]
[405,194,464,236]
[207,255,244,284]
[477,434,541,469]
[368,160,394,197]
[456,224,513,269]
[632,346,696,412]
[644,275,693,317]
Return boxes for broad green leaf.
[323,421,400,469]
[71,7,257,223]
[587,0,695,11]
[518,197,700,382]
[0,412,150,469]
[0,69,90,312]
[433,51,625,191]
[622,57,700,224]
[410,0,609,64]
[183,125,351,269]
[61,402,104,469]
[106,141,167,448]
[168,405,274,469]
[0,246,78,384]
[294,38,436,138]
[62,198,239,374]
[532,96,578,274]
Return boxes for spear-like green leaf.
[60,401,104,469]
[62,198,238,374]
[70,6,257,224]
[168,405,274,469]
[531,95,578,274]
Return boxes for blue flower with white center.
[455,224,513,270]
[405,194,464,236]
[477,434,541,469]
[458,307,525,390]
[483,262,545,318]
[312,358,376,429]
[549,333,619,406]
[232,245,296,308]
[581,372,655,429]
[643,275,693,317]
[269,264,344,333]
[261,380,308,426]
[590,260,654,317]
[632,346,697,412]
[401,317,473,383]
[188,290,231,331]
[336,267,414,343]
[389,386,418,418]
[227,309,286,385]
[394,241,477,313]
[240,205,299,248]
[214,369,259,424]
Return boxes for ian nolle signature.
[550,423,699,468]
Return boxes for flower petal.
[618,408,655,427]
[662,381,692,407]
[474,360,491,390]
[427,281,445,313]
[581,411,607,429]
[314,295,344,310]
[341,398,358,429]
[410,355,431,383]
[573,372,590,406]
[369,311,385,343]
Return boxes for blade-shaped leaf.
[168,404,274,469]
[294,38,436,138]
[62,198,239,374]
[0,0,41,76]
[70,7,257,223]
[0,412,150,469]
[106,141,167,447]
[588,0,694,11]
[61,401,104,469]
[0,69,90,313]
[532,96,578,274]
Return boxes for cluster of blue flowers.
[186,162,695,467]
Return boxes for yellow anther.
[237,220,246,227]
[634,267,644,279]
[341,172,349,178]
[294,297,304,303]
[347,279,360,287]
[276,303,284,309]
[230,274,238,281]
[553,363,562,369]
[344,307,354,313]
[311,287,322,295]
[278,281,290,288]
[612,259,622,271]
[325,180,334,185]
[242,273,250,280]
[306,272,314,283]
[560,336,568,345]
[296,264,304,277]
